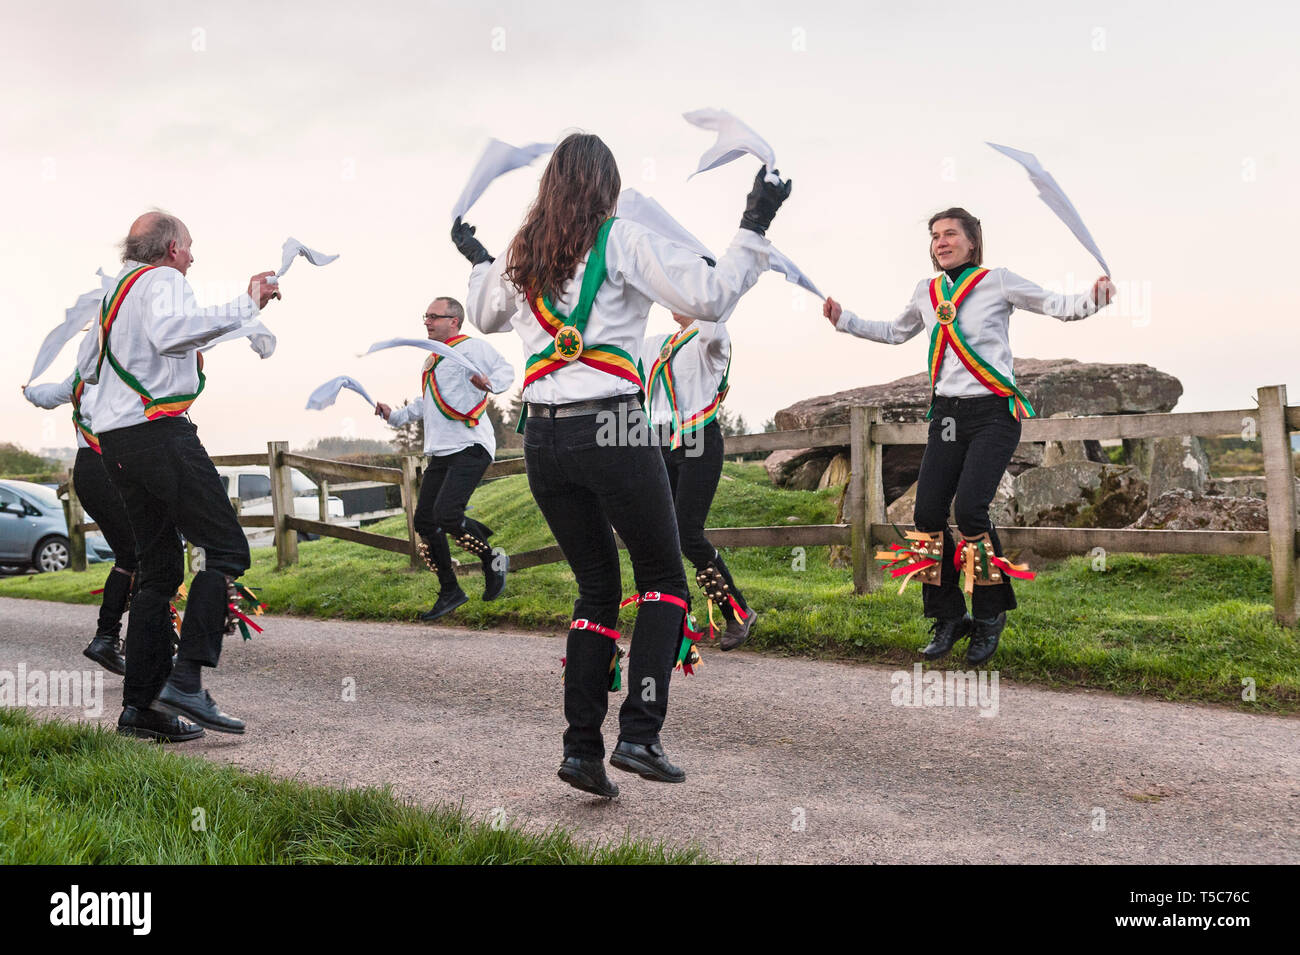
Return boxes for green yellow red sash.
[70,371,100,454]
[925,267,1035,420]
[522,217,641,393]
[646,329,731,448]
[96,265,207,420]
[422,334,487,427]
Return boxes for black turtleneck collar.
[943,262,976,283]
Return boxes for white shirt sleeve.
[145,269,260,357]
[1000,269,1098,322]
[387,398,423,429]
[465,258,517,334]
[24,371,77,409]
[471,339,516,394]
[836,282,926,344]
[605,221,771,324]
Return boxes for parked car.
[0,479,114,574]
[214,466,358,540]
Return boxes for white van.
[214,466,358,541]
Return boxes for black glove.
[452,217,494,266]
[738,166,792,236]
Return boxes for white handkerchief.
[203,320,277,359]
[362,337,484,376]
[684,108,780,183]
[616,189,715,260]
[451,139,554,223]
[987,142,1110,276]
[276,238,340,278]
[306,376,375,411]
[768,247,824,300]
[27,270,116,383]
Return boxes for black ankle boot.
[921,614,971,660]
[966,613,1006,666]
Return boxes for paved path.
[2,596,1296,863]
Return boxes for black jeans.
[913,395,1021,620]
[414,444,492,591]
[661,419,724,569]
[524,400,688,760]
[74,447,139,636]
[100,417,250,709]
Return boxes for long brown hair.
[927,207,983,270]
[505,133,621,303]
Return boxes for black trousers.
[912,394,1021,620]
[661,420,724,569]
[413,444,493,591]
[99,417,250,709]
[73,447,138,636]
[524,400,688,760]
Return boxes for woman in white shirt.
[824,207,1113,666]
[460,132,790,797]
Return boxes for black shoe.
[966,613,1007,666]
[720,609,757,651]
[921,614,971,660]
[482,552,508,602]
[557,757,619,798]
[117,705,205,743]
[154,683,246,735]
[84,634,126,676]
[610,741,686,784]
[419,589,468,622]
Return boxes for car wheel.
[33,536,71,573]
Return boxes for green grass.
[0,708,706,864]
[3,463,1297,712]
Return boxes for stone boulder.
[1141,436,1210,500]
[767,359,1182,495]
[1013,462,1148,528]
[1131,489,1269,531]
[764,448,835,490]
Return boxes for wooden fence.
[63,385,1300,625]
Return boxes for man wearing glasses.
[376,297,515,620]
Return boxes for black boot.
[921,614,971,660]
[695,550,756,651]
[451,523,506,601]
[419,588,468,622]
[558,757,619,798]
[85,565,134,675]
[966,613,1007,666]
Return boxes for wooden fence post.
[64,476,87,573]
[268,440,298,569]
[850,406,883,594]
[400,455,421,569]
[1258,385,1298,626]
[318,479,330,523]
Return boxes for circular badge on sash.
[555,325,584,361]
[422,353,437,373]
[935,300,957,325]
[659,341,673,362]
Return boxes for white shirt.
[77,261,260,432]
[25,369,89,450]
[835,268,1098,398]
[386,336,515,458]
[641,319,730,431]
[466,219,770,405]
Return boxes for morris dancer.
[824,208,1113,665]
[24,344,136,676]
[643,310,757,650]
[375,297,515,620]
[79,210,279,742]
[460,132,789,797]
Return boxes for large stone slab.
[1013,462,1148,528]
[1143,435,1211,500]
[1132,489,1269,531]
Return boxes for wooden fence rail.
[62,385,1299,625]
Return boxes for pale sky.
[2,0,1296,456]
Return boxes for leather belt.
[527,395,640,419]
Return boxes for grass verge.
[0,708,706,864]
[2,463,1296,712]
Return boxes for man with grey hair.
[79,210,279,742]
[376,295,515,620]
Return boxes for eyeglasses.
[423,313,457,321]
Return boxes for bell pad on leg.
[877,530,945,592]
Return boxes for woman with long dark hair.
[458,132,790,797]
[824,208,1113,666]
